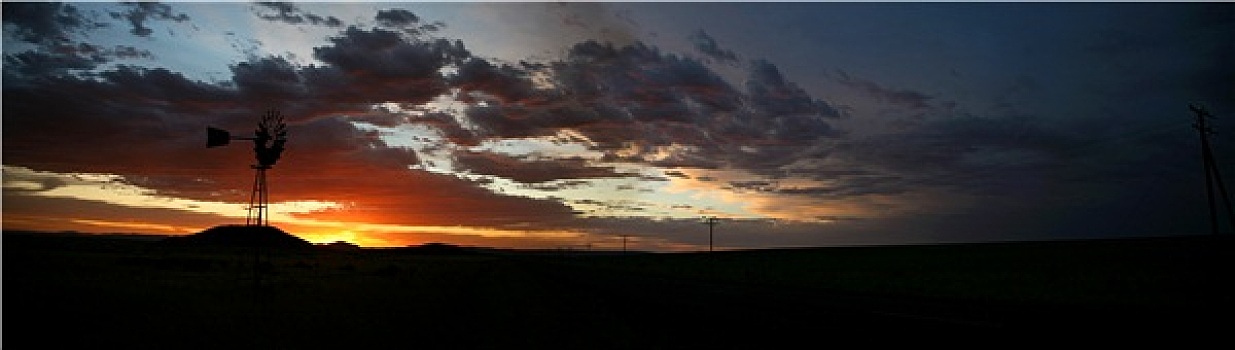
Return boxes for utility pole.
[1191,104,1235,235]
[702,216,720,252]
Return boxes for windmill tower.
[207,110,288,227]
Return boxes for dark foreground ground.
[4,232,1232,348]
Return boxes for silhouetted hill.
[161,225,312,249]
[392,242,484,255]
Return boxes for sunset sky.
[3,1,1233,250]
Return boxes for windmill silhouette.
[208,109,288,226]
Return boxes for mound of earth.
[395,242,482,255]
[163,225,312,249]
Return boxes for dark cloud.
[410,111,479,147]
[109,45,154,59]
[567,198,651,216]
[724,176,907,199]
[214,28,470,120]
[110,2,190,37]
[727,180,774,192]
[688,30,738,64]
[3,44,153,83]
[1,3,151,79]
[463,101,607,144]
[313,27,468,79]
[229,56,308,100]
[2,65,241,177]
[451,58,537,104]
[524,180,594,192]
[53,42,154,63]
[444,40,844,177]
[775,181,906,199]
[3,50,99,78]
[96,66,238,114]
[663,170,690,179]
[747,60,844,120]
[452,151,622,183]
[375,8,419,26]
[832,70,934,110]
[554,40,742,123]
[252,2,342,28]
[372,8,443,35]
[2,2,91,45]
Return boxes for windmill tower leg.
[259,167,268,226]
[247,167,259,226]
[248,166,269,227]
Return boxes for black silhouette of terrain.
[3,230,1231,348]
[160,224,313,249]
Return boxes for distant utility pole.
[621,234,629,253]
[1190,104,1235,235]
[702,216,720,252]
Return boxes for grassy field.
[4,231,1231,347]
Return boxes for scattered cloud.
[832,70,934,110]
[451,151,622,183]
[374,8,443,35]
[252,2,342,28]
[688,30,738,64]
[110,1,190,37]
[2,2,93,45]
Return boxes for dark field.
[4,232,1232,347]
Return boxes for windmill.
[208,109,288,227]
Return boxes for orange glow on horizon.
[0,163,702,250]
[67,219,199,234]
